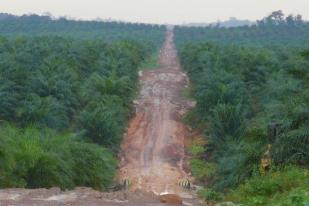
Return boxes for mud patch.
[118,28,196,202]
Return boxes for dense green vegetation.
[0,15,165,189]
[0,125,116,189]
[226,167,309,205]
[1,10,308,203]
[176,11,309,205]
[175,10,309,47]
[0,13,165,44]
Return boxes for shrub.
[69,142,116,190]
[191,159,216,183]
[198,188,223,202]
[26,153,73,189]
[208,103,247,144]
[226,166,309,206]
[0,124,117,190]
[79,95,128,150]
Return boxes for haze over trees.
[0,13,164,42]
[176,10,309,47]
[182,17,253,28]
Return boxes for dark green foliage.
[226,167,309,206]
[175,11,309,193]
[208,103,247,143]
[79,95,128,150]
[213,139,263,190]
[175,11,309,47]
[271,93,309,165]
[0,35,153,146]
[198,188,223,202]
[0,14,165,45]
[0,124,116,190]
[0,16,165,189]
[68,142,116,190]
[26,153,71,189]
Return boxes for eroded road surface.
[119,28,195,196]
[0,28,197,206]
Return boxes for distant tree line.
[0,13,165,44]
[175,10,309,47]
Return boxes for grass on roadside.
[225,166,309,206]
[139,50,160,70]
[181,84,195,101]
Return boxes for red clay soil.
[0,28,197,206]
[118,28,195,196]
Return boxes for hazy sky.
[1,0,308,24]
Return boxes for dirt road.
[119,28,195,195]
[0,28,197,206]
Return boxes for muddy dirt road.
[119,28,195,196]
[0,28,197,206]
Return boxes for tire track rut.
[119,28,195,196]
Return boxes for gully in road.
[119,28,195,195]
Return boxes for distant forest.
[182,17,254,28]
[176,10,309,46]
[0,13,164,42]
